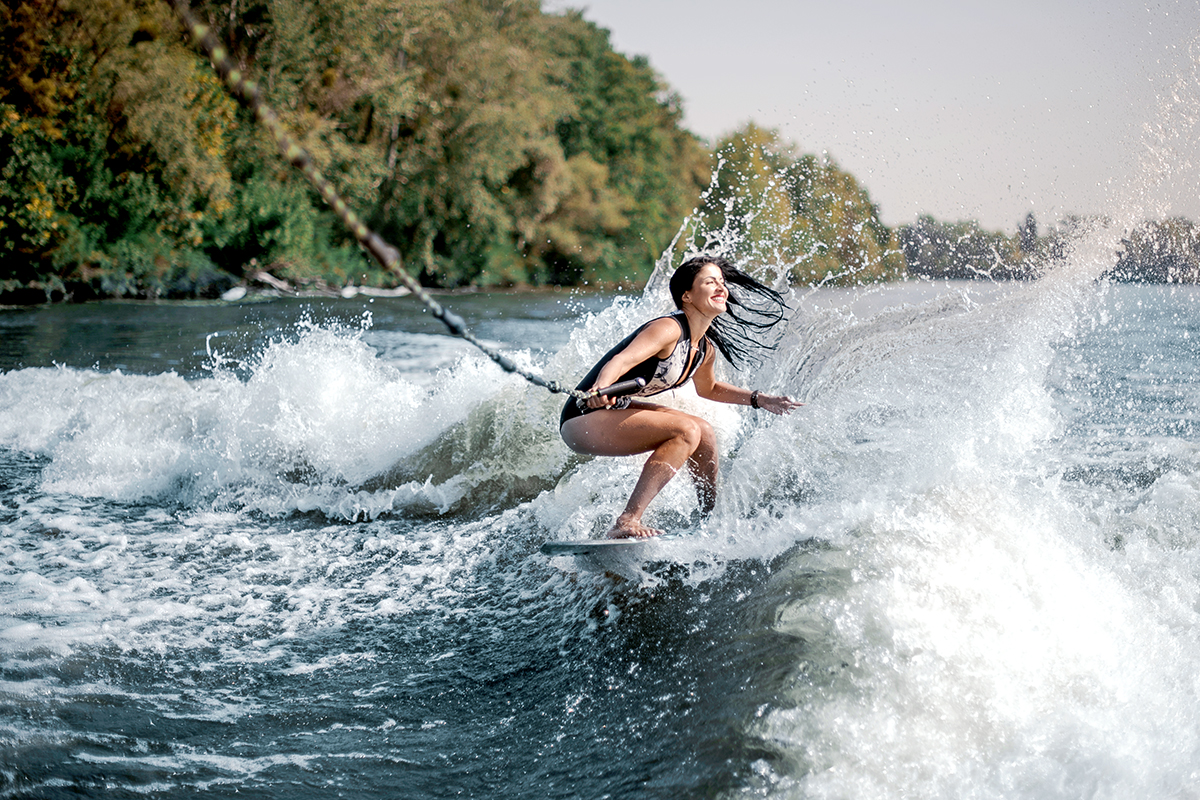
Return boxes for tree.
[1,0,714,298]
[689,123,904,286]
[367,3,708,287]
[543,12,709,283]
[1018,211,1039,256]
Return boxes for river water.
[2,248,1200,797]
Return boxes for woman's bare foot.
[607,513,663,539]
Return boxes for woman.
[560,255,801,539]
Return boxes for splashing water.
[5,29,1200,800]
[4,250,1200,799]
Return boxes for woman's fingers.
[764,394,804,415]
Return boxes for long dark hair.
[669,255,789,370]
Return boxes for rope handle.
[584,378,646,399]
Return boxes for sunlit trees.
[690,123,905,286]
[0,0,346,299]
[1,0,710,298]
[544,12,709,284]
[11,1,1181,301]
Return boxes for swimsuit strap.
[668,312,707,390]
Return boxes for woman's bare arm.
[584,318,680,408]
[693,346,803,415]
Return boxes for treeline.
[1,0,1193,302]
[1,0,708,300]
[1109,218,1200,283]
[899,213,1200,284]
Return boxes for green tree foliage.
[689,123,905,286]
[366,3,709,287]
[0,0,323,299]
[12,0,1144,301]
[0,0,710,299]
[543,12,709,283]
[366,0,590,286]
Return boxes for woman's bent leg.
[560,407,716,538]
[686,422,719,516]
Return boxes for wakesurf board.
[541,529,717,581]
[540,532,693,558]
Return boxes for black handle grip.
[591,377,646,398]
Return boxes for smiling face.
[681,263,728,317]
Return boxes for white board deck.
[540,533,691,557]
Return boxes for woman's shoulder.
[625,314,685,355]
[641,313,686,337]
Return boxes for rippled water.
[2,268,1200,798]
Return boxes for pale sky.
[548,0,1200,232]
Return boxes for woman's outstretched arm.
[691,348,803,415]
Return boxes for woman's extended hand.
[758,393,804,415]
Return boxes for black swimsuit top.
[560,312,709,427]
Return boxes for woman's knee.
[673,414,713,452]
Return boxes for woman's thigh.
[560,406,705,457]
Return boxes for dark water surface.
[0,291,605,378]
[3,278,1200,798]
